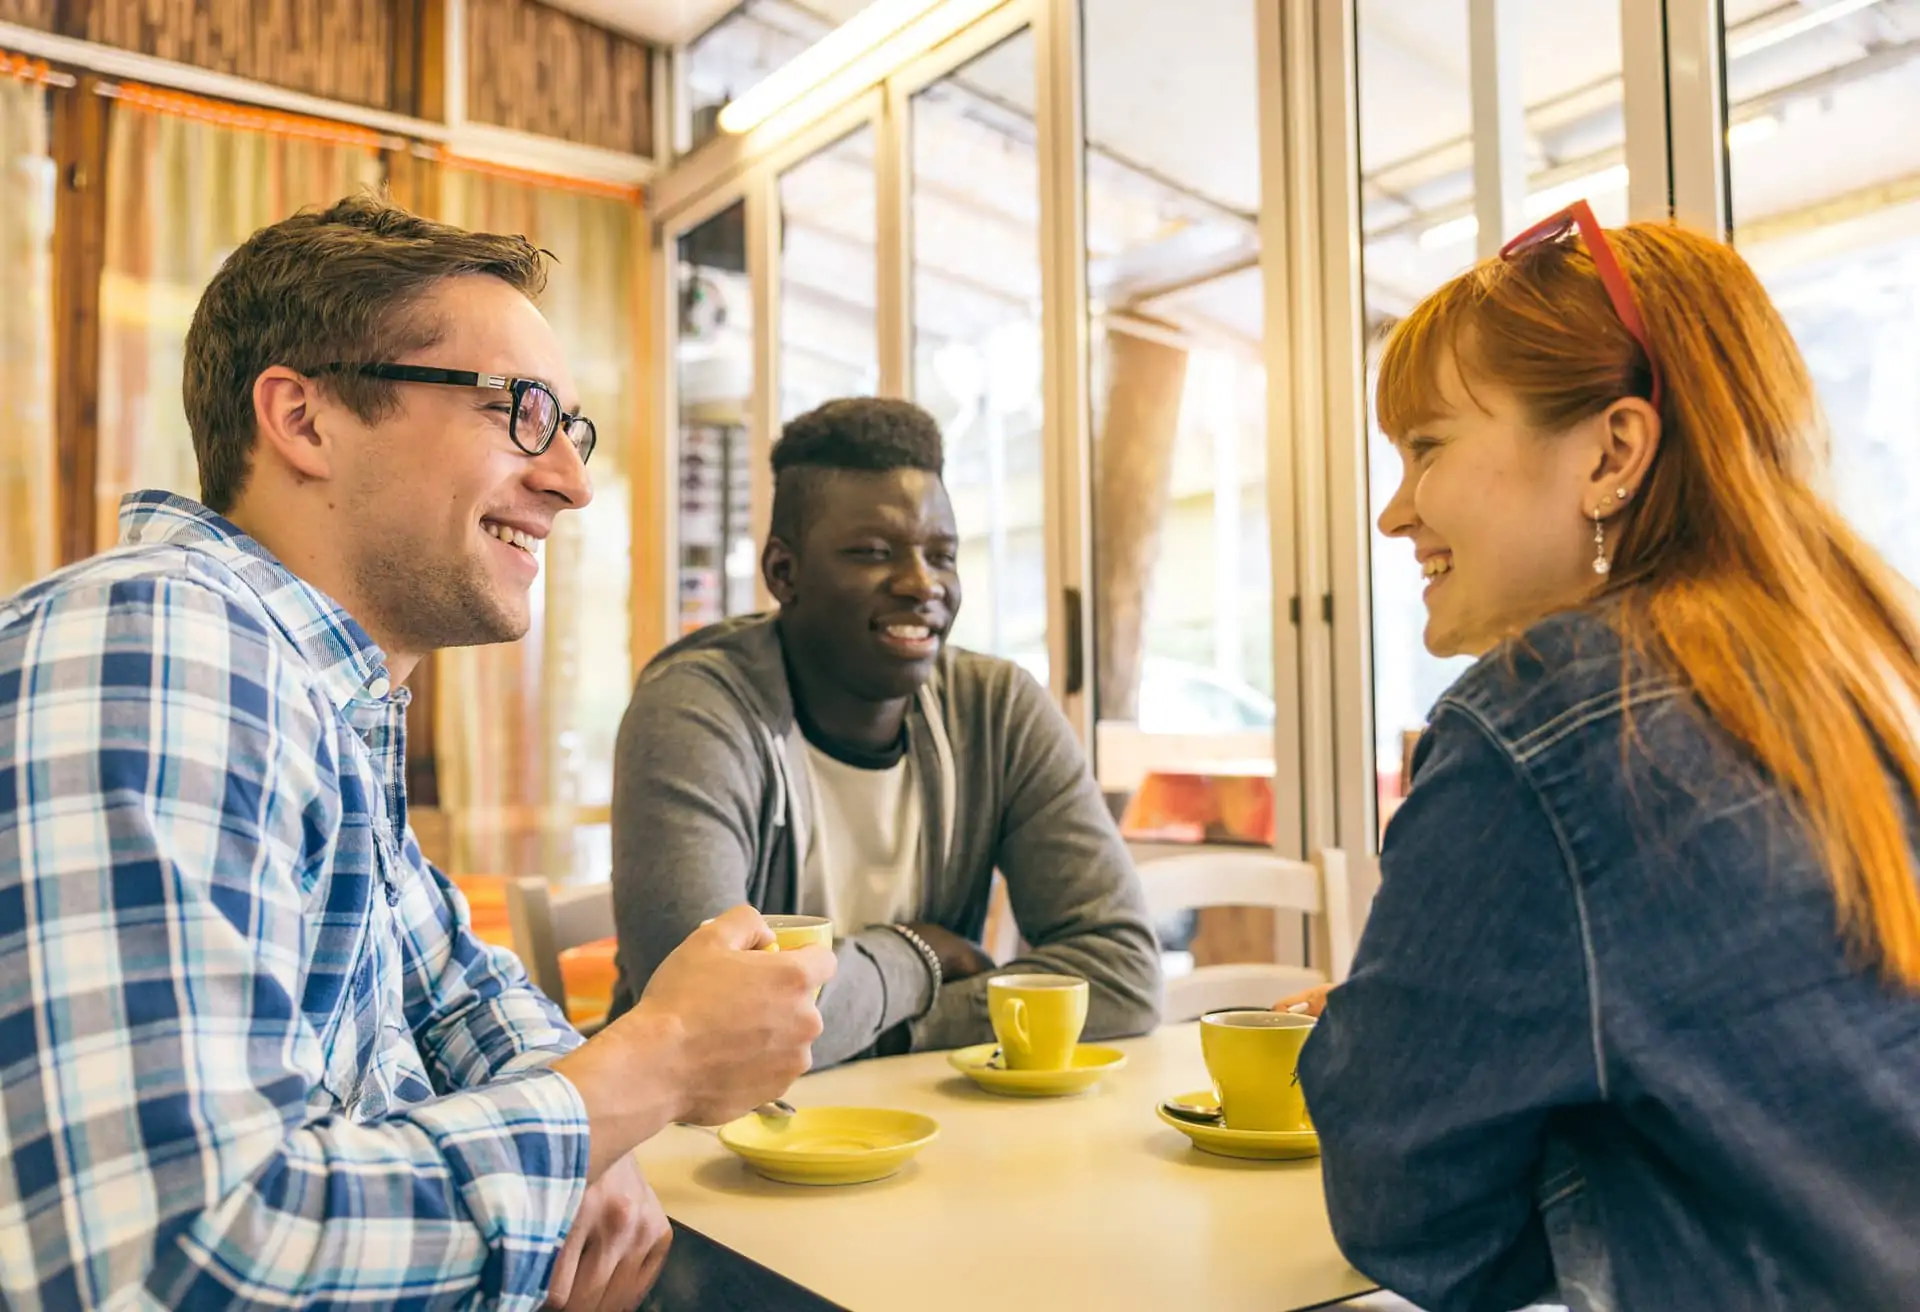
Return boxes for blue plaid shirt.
[0,493,590,1309]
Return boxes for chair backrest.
[1135,847,1356,1022]
[505,876,614,1005]
[981,871,1021,963]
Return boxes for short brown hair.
[183,191,549,513]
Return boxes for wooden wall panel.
[82,0,406,111]
[413,0,446,122]
[52,75,108,566]
[383,143,443,213]
[467,0,652,157]
[0,0,57,30]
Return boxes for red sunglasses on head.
[1499,199,1664,412]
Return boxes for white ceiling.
[543,0,876,47]
[541,0,742,46]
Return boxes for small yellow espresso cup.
[761,914,833,952]
[1199,1009,1315,1132]
[761,915,833,999]
[987,973,1089,1071]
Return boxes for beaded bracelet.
[885,923,943,1013]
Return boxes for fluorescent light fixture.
[1727,114,1781,149]
[717,0,995,135]
[1415,164,1630,251]
[747,0,1002,142]
[1727,0,1880,60]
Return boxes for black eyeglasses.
[315,363,597,466]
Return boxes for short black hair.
[769,397,945,543]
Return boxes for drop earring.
[1592,507,1611,576]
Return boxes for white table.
[635,1024,1375,1311]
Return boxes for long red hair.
[1376,221,1920,989]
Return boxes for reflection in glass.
[1724,0,1920,586]
[676,201,757,634]
[679,1,829,155]
[779,128,879,423]
[1358,0,1628,835]
[911,30,1044,661]
[1082,0,1275,823]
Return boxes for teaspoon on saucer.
[1159,1096,1225,1126]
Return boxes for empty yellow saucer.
[1155,1090,1320,1160]
[947,1043,1129,1097]
[716,1107,939,1185]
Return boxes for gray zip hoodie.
[604,613,1162,1067]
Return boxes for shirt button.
[367,676,391,700]
[125,528,141,544]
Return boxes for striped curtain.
[0,69,55,595]
[95,86,385,547]
[435,162,642,882]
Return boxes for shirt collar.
[118,491,398,709]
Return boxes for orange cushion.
[559,938,619,1026]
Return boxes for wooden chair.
[1136,847,1356,1022]
[505,876,618,1035]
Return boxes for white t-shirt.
[797,739,923,937]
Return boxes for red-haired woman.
[1288,205,1920,1311]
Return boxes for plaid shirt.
[0,493,589,1310]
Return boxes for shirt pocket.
[352,835,421,1121]
[314,839,411,1122]
[312,918,382,1116]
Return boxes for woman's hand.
[1273,983,1332,1018]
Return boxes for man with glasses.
[0,194,832,1309]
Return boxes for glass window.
[1724,0,1920,584]
[679,0,830,155]
[778,126,879,422]
[910,30,1044,661]
[1358,0,1628,837]
[1081,0,1275,840]
[676,200,757,633]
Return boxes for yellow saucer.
[947,1043,1128,1097]
[1155,1090,1320,1160]
[716,1107,939,1185]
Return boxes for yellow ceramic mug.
[1199,1009,1315,1132]
[987,974,1089,1071]
[762,914,833,952]
[761,915,832,999]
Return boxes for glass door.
[1081,0,1278,845]
[1722,0,1920,584]
[777,127,880,422]
[906,28,1047,663]
[673,199,758,635]
[1357,0,1632,842]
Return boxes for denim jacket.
[1298,608,1920,1312]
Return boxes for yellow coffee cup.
[1199,1009,1315,1132]
[987,974,1089,1071]
[761,915,832,999]
[761,914,833,952]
